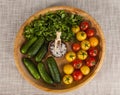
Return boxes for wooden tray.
[14,6,105,93]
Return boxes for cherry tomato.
[71,25,80,34]
[65,51,76,62]
[72,43,80,52]
[72,70,83,81]
[80,65,90,75]
[88,47,98,57]
[71,59,83,69]
[86,28,95,37]
[76,31,87,41]
[89,37,99,47]
[63,64,74,74]
[63,75,73,84]
[86,57,96,67]
[81,40,90,51]
[77,50,88,60]
[80,21,90,31]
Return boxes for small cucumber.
[20,37,37,54]
[46,57,61,83]
[27,36,45,57]
[35,44,47,62]
[23,58,40,79]
[37,62,53,84]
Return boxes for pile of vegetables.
[63,21,99,84]
[21,36,61,84]
[20,10,100,85]
[24,10,83,42]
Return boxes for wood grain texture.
[14,6,105,93]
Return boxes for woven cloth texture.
[0,0,120,95]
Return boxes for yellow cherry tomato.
[81,40,91,50]
[63,64,74,74]
[89,37,99,47]
[63,75,73,84]
[80,65,90,75]
[65,51,76,62]
[76,31,87,41]
[77,50,88,60]
[71,25,80,33]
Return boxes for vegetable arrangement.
[21,35,61,84]
[20,10,100,85]
[63,20,99,84]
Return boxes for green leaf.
[23,10,83,42]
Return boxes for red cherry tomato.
[72,70,83,81]
[88,48,98,57]
[86,28,95,37]
[80,21,90,31]
[86,57,96,67]
[71,59,83,69]
[72,43,80,52]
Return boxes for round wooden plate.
[14,6,105,92]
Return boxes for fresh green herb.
[24,10,83,42]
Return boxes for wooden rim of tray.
[14,6,106,93]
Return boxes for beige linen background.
[0,0,120,95]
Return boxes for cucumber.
[35,44,47,62]
[27,36,45,57]
[20,37,37,54]
[37,62,53,84]
[46,57,61,83]
[23,58,40,79]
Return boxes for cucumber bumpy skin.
[27,36,45,57]
[23,58,40,79]
[20,37,37,54]
[37,62,53,84]
[46,57,61,83]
